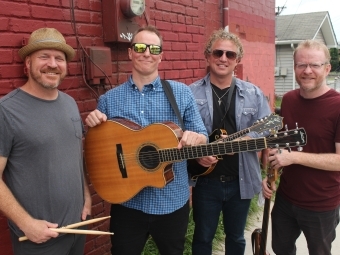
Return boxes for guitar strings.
[112,134,302,164]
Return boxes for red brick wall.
[0,0,275,254]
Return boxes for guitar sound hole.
[138,145,160,171]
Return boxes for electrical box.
[280,67,287,77]
[85,46,112,85]
[102,0,145,43]
[274,67,280,77]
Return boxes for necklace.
[211,86,230,105]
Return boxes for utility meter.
[121,0,145,18]
[102,0,146,43]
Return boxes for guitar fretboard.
[159,137,267,162]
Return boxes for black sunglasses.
[210,50,237,60]
[131,43,162,55]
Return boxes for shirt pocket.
[195,99,210,121]
[242,107,258,116]
[71,116,82,139]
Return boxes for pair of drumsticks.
[19,216,113,242]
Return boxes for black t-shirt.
[209,83,239,177]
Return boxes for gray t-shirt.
[0,89,85,237]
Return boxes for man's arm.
[81,157,92,220]
[269,142,340,171]
[0,156,58,243]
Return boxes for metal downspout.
[291,43,296,90]
[223,0,229,31]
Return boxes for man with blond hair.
[263,39,340,255]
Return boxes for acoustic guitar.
[188,114,283,180]
[84,118,307,203]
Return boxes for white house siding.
[275,44,295,96]
[314,30,326,43]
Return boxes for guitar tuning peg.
[285,124,288,131]
[295,122,299,129]
[297,146,303,152]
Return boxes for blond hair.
[204,29,244,59]
[294,40,331,63]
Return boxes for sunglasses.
[131,43,162,55]
[210,50,237,60]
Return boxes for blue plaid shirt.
[97,76,208,214]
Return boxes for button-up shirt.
[97,76,208,214]
[190,74,272,199]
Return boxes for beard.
[29,65,66,90]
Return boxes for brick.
[46,0,61,7]
[186,6,198,17]
[77,24,102,37]
[179,69,193,78]
[172,23,186,33]
[178,33,191,42]
[172,61,187,70]
[177,15,185,24]
[171,42,186,51]
[172,4,186,14]
[9,19,45,33]
[0,1,30,18]
[75,0,91,10]
[155,21,172,31]
[31,6,65,20]
[164,70,180,79]
[0,50,13,64]
[30,0,45,4]
[0,64,24,79]
[155,1,171,11]
[162,31,178,41]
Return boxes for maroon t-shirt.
[278,89,340,211]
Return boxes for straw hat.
[18,28,75,62]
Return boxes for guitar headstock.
[250,113,283,135]
[266,128,307,150]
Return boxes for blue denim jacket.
[189,73,272,199]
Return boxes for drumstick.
[60,216,111,229]
[19,216,112,241]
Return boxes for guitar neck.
[159,137,266,162]
[259,197,271,255]
[224,128,250,141]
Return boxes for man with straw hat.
[0,27,92,255]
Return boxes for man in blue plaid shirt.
[85,26,208,255]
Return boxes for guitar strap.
[161,79,186,131]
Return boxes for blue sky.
[275,0,340,42]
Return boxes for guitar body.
[188,114,284,180]
[84,119,183,204]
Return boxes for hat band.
[32,39,65,44]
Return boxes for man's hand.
[196,156,218,167]
[269,148,295,169]
[85,109,107,127]
[21,219,59,243]
[177,131,207,149]
[262,177,277,199]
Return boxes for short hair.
[131,25,163,46]
[293,40,331,63]
[204,29,244,59]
